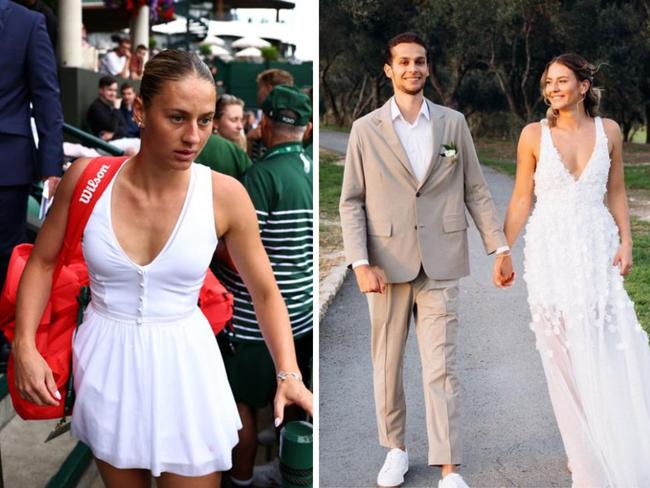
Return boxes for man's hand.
[99,131,114,141]
[492,253,515,288]
[354,265,387,294]
[44,176,61,198]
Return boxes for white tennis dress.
[71,162,241,477]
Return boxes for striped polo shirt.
[215,141,313,341]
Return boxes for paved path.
[319,131,570,487]
[320,130,350,154]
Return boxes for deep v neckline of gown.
[547,118,599,184]
[108,162,195,269]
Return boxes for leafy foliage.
[321,0,650,139]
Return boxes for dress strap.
[594,116,605,146]
[539,119,551,159]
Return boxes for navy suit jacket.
[0,0,63,185]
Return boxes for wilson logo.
[79,164,111,204]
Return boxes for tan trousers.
[367,268,462,465]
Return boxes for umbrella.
[209,45,230,56]
[232,36,271,49]
[201,35,226,47]
[235,47,263,58]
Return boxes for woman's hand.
[273,378,313,427]
[12,343,60,407]
[613,243,633,276]
[492,254,515,288]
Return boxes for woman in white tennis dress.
[12,50,312,487]
[497,53,650,486]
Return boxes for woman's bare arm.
[503,123,538,246]
[604,118,633,275]
[13,158,91,406]
[212,172,312,419]
[493,123,538,287]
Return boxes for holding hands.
[493,253,515,288]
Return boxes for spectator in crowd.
[247,68,294,161]
[215,85,313,488]
[80,24,98,71]
[214,94,247,151]
[99,36,131,78]
[243,111,257,134]
[86,76,127,141]
[302,87,313,159]
[0,0,63,369]
[119,82,140,138]
[195,131,252,182]
[129,44,148,80]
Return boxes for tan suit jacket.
[340,98,507,283]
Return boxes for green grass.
[482,156,650,190]
[624,166,650,190]
[481,158,517,177]
[319,153,344,220]
[626,219,650,333]
[631,127,647,144]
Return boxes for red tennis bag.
[0,157,233,420]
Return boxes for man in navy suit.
[0,0,63,290]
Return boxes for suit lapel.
[417,100,445,190]
[374,100,417,182]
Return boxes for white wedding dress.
[523,117,650,487]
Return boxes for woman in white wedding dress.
[496,53,650,487]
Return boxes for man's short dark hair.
[99,75,117,88]
[121,82,134,92]
[136,44,147,51]
[385,32,428,65]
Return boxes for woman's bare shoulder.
[518,122,542,150]
[521,122,542,140]
[211,170,249,203]
[601,118,622,142]
[54,157,94,203]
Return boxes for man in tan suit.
[339,32,514,488]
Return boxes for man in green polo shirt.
[215,85,313,488]
[196,130,252,181]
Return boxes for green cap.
[262,85,312,126]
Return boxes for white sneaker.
[252,458,281,487]
[438,472,470,488]
[377,448,409,487]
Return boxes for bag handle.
[51,156,129,282]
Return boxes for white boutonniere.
[440,142,458,162]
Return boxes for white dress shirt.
[390,97,434,183]
[100,51,127,76]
